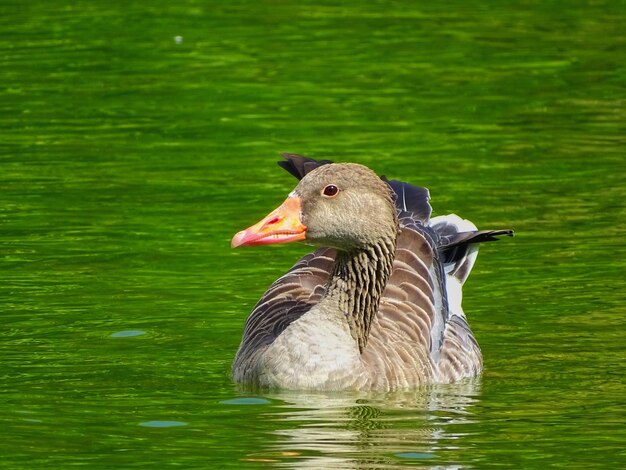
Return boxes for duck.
[231,154,513,391]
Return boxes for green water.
[2,1,625,468]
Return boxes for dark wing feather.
[233,248,336,369]
[382,177,432,224]
[278,153,333,180]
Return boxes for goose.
[231,154,513,391]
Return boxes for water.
[1,1,625,468]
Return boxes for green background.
[1,1,625,468]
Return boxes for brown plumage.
[231,154,513,391]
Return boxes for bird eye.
[322,184,339,197]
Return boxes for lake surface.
[1,1,625,468]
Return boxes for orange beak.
[231,196,307,248]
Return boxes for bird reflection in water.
[240,380,480,468]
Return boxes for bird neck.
[323,236,396,353]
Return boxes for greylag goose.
[231,154,513,391]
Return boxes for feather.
[278,153,333,180]
[382,177,432,224]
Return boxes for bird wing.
[366,213,513,384]
[233,248,335,370]
[363,216,447,386]
[429,215,513,380]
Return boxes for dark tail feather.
[439,229,514,265]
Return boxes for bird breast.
[258,305,368,390]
